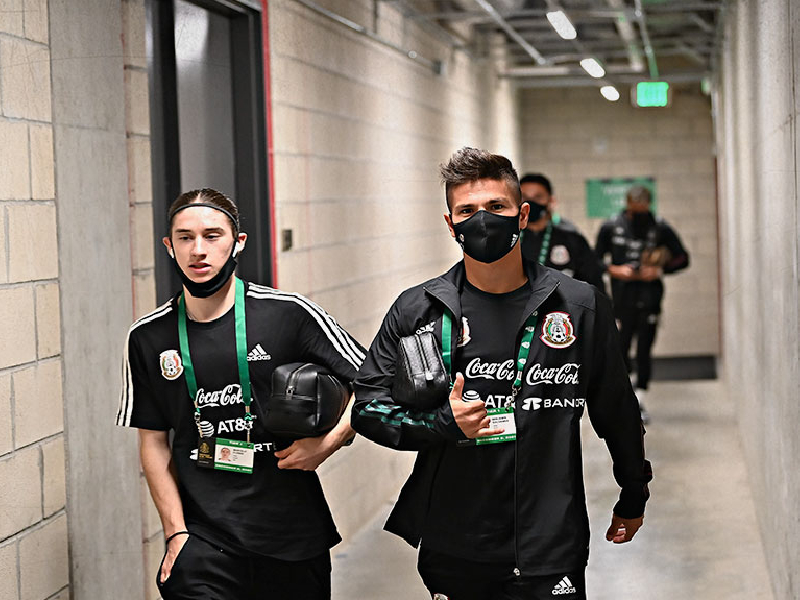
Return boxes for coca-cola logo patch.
[525,362,580,386]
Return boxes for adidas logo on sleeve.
[551,576,577,595]
[247,343,272,362]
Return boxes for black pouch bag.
[393,331,450,411]
[267,363,350,439]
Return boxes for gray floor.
[331,380,774,599]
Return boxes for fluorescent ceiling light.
[580,58,605,78]
[600,85,620,101]
[546,10,577,40]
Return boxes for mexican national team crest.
[540,312,576,349]
[159,349,184,380]
[550,244,570,266]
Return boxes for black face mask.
[527,202,547,223]
[170,242,239,299]
[451,210,521,264]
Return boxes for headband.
[170,202,239,232]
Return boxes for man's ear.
[233,232,248,256]
[519,202,530,230]
[443,214,456,239]
[162,237,174,259]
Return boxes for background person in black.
[116,189,364,600]
[351,148,651,600]
[595,185,690,423]
[519,173,604,291]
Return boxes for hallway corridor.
[331,380,774,599]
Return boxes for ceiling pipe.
[408,7,635,23]
[676,41,707,66]
[387,0,475,56]
[502,63,641,77]
[510,70,707,87]
[689,12,715,33]
[633,0,659,79]
[470,0,547,64]
[292,0,444,73]
[606,0,644,72]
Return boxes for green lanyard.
[178,278,254,442]
[538,221,553,265]
[442,309,538,398]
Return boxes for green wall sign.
[586,177,657,218]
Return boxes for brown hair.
[168,188,239,233]
[439,147,521,210]
[626,185,652,204]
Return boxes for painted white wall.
[715,1,800,597]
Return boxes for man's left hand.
[605,513,644,544]
[638,265,662,281]
[274,433,338,471]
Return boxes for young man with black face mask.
[116,189,365,600]
[519,173,604,291]
[595,186,690,423]
[351,148,651,600]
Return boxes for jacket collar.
[423,259,560,324]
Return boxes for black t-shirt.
[116,281,365,559]
[422,280,529,562]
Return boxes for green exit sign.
[633,81,670,107]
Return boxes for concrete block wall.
[48,0,147,596]
[268,0,520,540]
[715,0,799,597]
[0,3,70,599]
[519,86,720,357]
[121,1,164,598]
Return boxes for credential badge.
[540,312,577,349]
[159,349,184,380]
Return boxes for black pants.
[417,547,586,600]
[618,306,659,390]
[157,534,331,600]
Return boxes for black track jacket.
[351,260,651,575]
[520,217,605,292]
[595,212,690,315]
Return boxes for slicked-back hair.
[440,147,521,210]
[626,185,652,204]
[520,173,553,196]
[168,188,240,234]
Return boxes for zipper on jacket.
[513,435,520,577]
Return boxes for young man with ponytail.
[352,148,651,600]
[117,189,364,599]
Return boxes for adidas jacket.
[351,261,651,575]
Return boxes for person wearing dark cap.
[116,188,364,599]
[519,173,604,291]
[595,185,690,423]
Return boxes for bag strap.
[441,311,453,378]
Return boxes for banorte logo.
[525,363,580,387]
